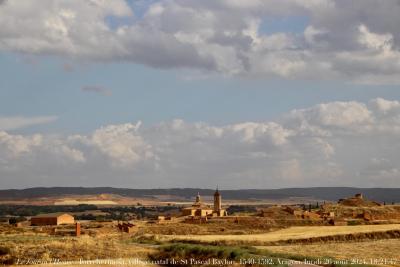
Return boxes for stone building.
[212,188,227,217]
[182,189,227,217]
[31,213,75,226]
[117,222,136,233]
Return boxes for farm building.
[31,213,75,226]
[281,206,321,220]
[117,222,136,233]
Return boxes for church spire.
[214,186,220,196]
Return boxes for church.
[181,189,227,217]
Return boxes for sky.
[1,0,400,189]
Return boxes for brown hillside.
[338,194,381,207]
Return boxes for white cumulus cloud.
[2,98,400,189]
[1,0,400,83]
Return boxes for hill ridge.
[0,187,399,202]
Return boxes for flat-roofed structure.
[31,213,75,226]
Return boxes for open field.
[0,194,158,206]
[157,224,400,245]
[150,242,383,267]
[0,232,155,265]
[2,194,400,266]
[0,195,318,206]
[141,218,282,235]
[54,200,118,205]
[258,239,400,267]
[1,221,400,266]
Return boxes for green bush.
[0,246,10,256]
[347,220,362,226]
[159,243,250,260]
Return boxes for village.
[1,189,399,236]
[1,189,400,266]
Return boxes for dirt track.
[158,224,400,245]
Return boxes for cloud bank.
[1,0,400,83]
[1,98,400,189]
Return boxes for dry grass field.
[0,224,156,266]
[141,218,281,235]
[1,218,400,266]
[157,224,400,245]
[0,234,154,260]
[1,221,399,266]
[258,239,400,267]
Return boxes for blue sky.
[2,52,400,135]
[1,0,400,189]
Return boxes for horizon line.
[1,186,400,191]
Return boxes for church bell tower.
[214,187,221,212]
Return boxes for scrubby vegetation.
[150,243,288,267]
[0,232,154,265]
[0,204,182,221]
[0,246,10,256]
[262,239,400,266]
[0,204,98,217]
[0,246,13,265]
[154,243,251,260]
[149,243,379,267]
[226,205,257,215]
